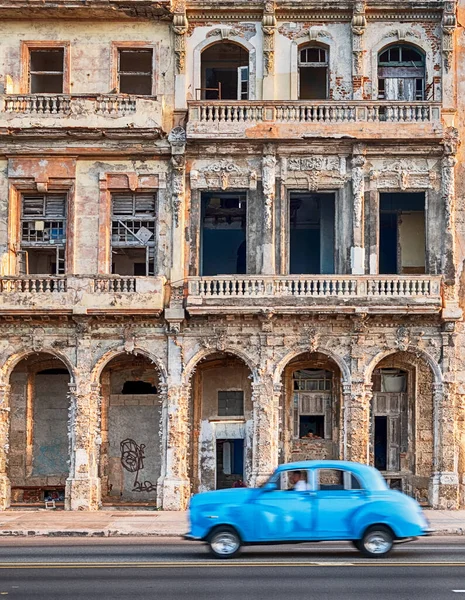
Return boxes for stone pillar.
[250,379,280,487]
[0,384,11,510]
[442,0,456,108]
[65,380,101,510]
[172,0,188,111]
[168,127,186,286]
[345,381,371,464]
[351,146,366,275]
[262,0,277,100]
[351,1,366,101]
[430,320,460,508]
[261,145,276,275]
[441,134,458,284]
[159,332,190,510]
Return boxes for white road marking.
[452,591,465,593]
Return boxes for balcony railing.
[187,275,442,315]
[0,275,165,314]
[3,94,137,116]
[187,100,443,139]
[188,275,441,298]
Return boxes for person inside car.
[290,470,309,491]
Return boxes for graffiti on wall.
[120,438,157,493]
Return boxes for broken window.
[218,391,244,417]
[289,193,335,275]
[298,45,329,100]
[118,49,153,95]
[378,44,425,101]
[111,192,156,276]
[372,369,408,472]
[200,42,249,100]
[201,193,247,276]
[379,192,425,275]
[20,194,67,275]
[29,48,64,94]
[293,370,332,440]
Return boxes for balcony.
[186,100,443,140]
[186,275,443,315]
[0,275,165,316]
[1,94,162,130]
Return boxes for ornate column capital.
[262,0,277,78]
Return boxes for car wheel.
[358,525,394,558]
[208,527,241,559]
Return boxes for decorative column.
[442,128,459,285]
[65,380,101,510]
[262,0,277,100]
[0,384,11,510]
[159,326,190,510]
[351,145,366,275]
[442,1,456,109]
[250,378,281,487]
[168,127,187,285]
[261,144,276,275]
[172,0,188,110]
[351,0,366,101]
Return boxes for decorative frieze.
[190,160,258,190]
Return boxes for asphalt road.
[0,537,464,599]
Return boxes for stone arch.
[365,348,438,504]
[192,33,257,100]
[364,346,442,386]
[96,349,166,506]
[90,346,167,387]
[290,31,335,100]
[183,346,259,387]
[6,350,74,507]
[370,33,437,100]
[0,348,76,385]
[274,347,351,386]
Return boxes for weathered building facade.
[0,0,464,511]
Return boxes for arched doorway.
[281,352,342,463]
[200,42,249,100]
[190,353,253,492]
[378,44,426,101]
[99,354,162,506]
[8,353,71,507]
[370,351,433,504]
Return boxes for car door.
[314,468,367,539]
[253,469,315,542]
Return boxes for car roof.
[276,460,381,480]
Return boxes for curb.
[0,529,462,538]
[0,530,186,537]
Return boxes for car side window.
[277,470,310,491]
[317,469,365,491]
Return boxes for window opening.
[374,416,388,471]
[200,42,249,100]
[379,192,425,275]
[121,381,157,394]
[111,192,156,276]
[298,45,328,100]
[378,44,425,101]
[218,391,244,417]
[292,369,332,440]
[318,469,344,491]
[29,48,64,94]
[201,193,247,276]
[20,193,67,275]
[289,193,335,275]
[118,49,153,95]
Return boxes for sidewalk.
[0,509,463,538]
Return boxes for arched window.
[200,42,249,100]
[298,45,328,100]
[378,44,426,101]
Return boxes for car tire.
[208,526,241,559]
[358,525,394,558]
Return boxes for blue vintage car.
[185,460,432,558]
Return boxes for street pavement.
[0,509,464,537]
[0,537,465,598]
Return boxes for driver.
[290,470,309,491]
